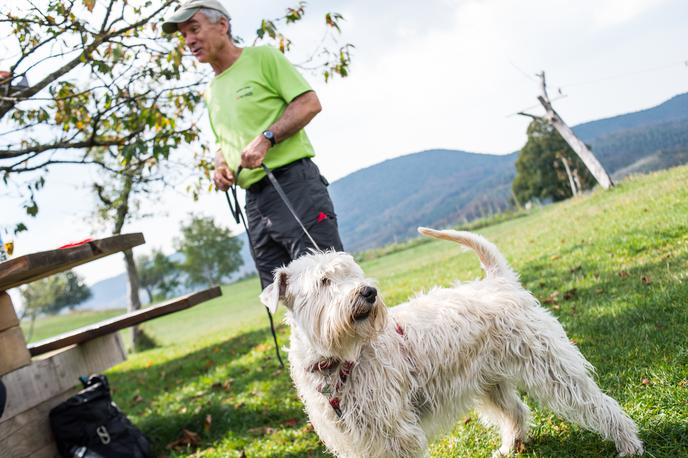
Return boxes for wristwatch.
[262,130,276,147]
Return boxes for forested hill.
[329,150,516,251]
[79,92,688,309]
[331,92,688,252]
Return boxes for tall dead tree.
[534,71,614,189]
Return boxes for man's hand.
[213,165,235,191]
[240,134,271,169]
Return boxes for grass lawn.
[29,166,688,457]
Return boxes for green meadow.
[25,165,688,457]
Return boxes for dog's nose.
[361,286,377,304]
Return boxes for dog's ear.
[260,268,288,314]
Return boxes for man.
[163,0,344,289]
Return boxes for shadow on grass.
[513,244,688,458]
[107,324,325,456]
[105,234,687,457]
[525,418,688,458]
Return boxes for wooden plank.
[0,389,74,458]
[0,233,145,291]
[28,286,222,356]
[1,334,126,422]
[0,292,19,332]
[0,326,31,376]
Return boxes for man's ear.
[260,269,288,314]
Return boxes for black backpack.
[49,374,153,458]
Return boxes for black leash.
[224,163,323,367]
[260,164,321,251]
[224,167,284,369]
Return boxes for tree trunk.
[110,172,144,351]
[534,72,614,189]
[144,287,154,304]
[27,310,37,341]
[122,248,143,349]
[558,155,578,196]
[544,102,614,189]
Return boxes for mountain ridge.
[80,91,688,309]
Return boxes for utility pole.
[532,71,614,189]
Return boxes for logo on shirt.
[236,85,253,100]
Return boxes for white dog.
[260,228,644,458]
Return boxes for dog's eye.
[321,277,331,286]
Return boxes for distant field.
[22,309,124,343]
[24,165,688,457]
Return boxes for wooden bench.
[0,234,222,457]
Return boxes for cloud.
[592,0,667,26]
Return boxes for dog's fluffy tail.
[418,227,518,282]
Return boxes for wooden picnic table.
[0,234,222,457]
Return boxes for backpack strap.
[0,379,7,418]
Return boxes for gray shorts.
[245,158,344,289]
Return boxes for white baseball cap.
[162,0,231,33]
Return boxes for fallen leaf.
[204,414,212,433]
[166,429,200,450]
[550,255,561,261]
[641,275,652,285]
[255,343,271,352]
[570,338,578,345]
[641,378,651,386]
[678,380,688,388]
[132,394,144,404]
[618,270,630,278]
[282,418,299,427]
[463,416,472,425]
[516,439,527,453]
[563,288,577,300]
[248,426,276,436]
[543,291,559,305]
[212,380,232,392]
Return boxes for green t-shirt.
[206,46,316,189]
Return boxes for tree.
[1,0,353,230]
[137,248,180,303]
[513,118,597,204]
[1,0,352,350]
[175,215,243,287]
[20,270,91,340]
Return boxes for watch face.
[263,130,275,145]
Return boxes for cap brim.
[162,7,200,33]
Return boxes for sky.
[2,0,687,296]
